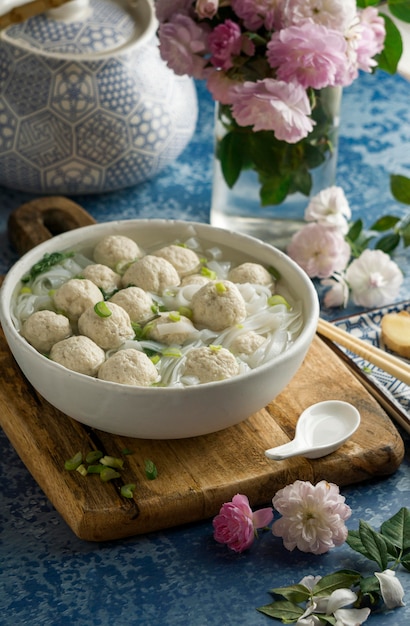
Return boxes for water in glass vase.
[210,87,342,250]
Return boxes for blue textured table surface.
[1,72,410,626]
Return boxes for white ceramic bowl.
[0,220,319,439]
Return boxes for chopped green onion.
[215,281,227,294]
[21,251,75,283]
[209,344,222,352]
[76,464,88,476]
[151,302,159,315]
[178,306,192,319]
[162,347,182,358]
[87,464,104,474]
[145,459,158,480]
[121,483,136,498]
[169,311,181,322]
[115,260,133,275]
[20,286,32,294]
[99,455,124,469]
[132,322,144,339]
[48,289,56,297]
[267,294,291,309]
[201,266,216,280]
[150,354,160,365]
[100,467,121,482]
[86,450,103,464]
[94,301,112,318]
[64,451,83,471]
[267,266,281,280]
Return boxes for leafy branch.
[257,508,410,623]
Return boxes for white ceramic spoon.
[265,400,360,460]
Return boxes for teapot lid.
[0,0,155,57]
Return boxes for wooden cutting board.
[0,199,405,542]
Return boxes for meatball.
[78,301,134,350]
[152,244,200,276]
[121,255,180,294]
[82,264,121,294]
[230,331,266,355]
[183,346,239,383]
[98,349,159,386]
[181,274,210,287]
[146,312,197,345]
[50,335,105,376]
[109,286,154,323]
[228,262,273,286]
[53,278,102,321]
[93,235,142,270]
[22,309,72,353]
[190,280,246,331]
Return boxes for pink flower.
[231,79,314,142]
[232,0,280,31]
[346,249,403,308]
[213,493,273,553]
[195,0,219,20]
[209,20,243,70]
[356,7,386,73]
[322,273,350,308]
[155,0,194,23]
[158,14,210,79]
[283,0,357,33]
[287,223,351,279]
[272,480,351,555]
[206,71,241,105]
[267,22,348,90]
[305,186,351,234]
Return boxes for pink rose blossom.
[231,79,314,142]
[158,15,210,79]
[283,0,357,33]
[267,22,348,89]
[206,71,241,105]
[272,480,351,555]
[213,493,273,553]
[195,0,219,20]
[356,7,386,73]
[232,0,280,31]
[287,223,351,279]
[155,0,194,23]
[346,249,403,308]
[209,20,243,70]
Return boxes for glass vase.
[210,87,342,250]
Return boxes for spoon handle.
[265,442,308,460]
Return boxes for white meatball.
[181,274,210,287]
[78,301,134,350]
[183,346,239,383]
[93,235,142,270]
[109,286,154,323]
[230,331,265,355]
[98,349,159,386]
[50,335,105,376]
[146,312,197,345]
[82,264,121,294]
[121,255,180,294]
[228,262,273,286]
[22,309,72,353]
[152,244,200,276]
[190,280,246,331]
[53,278,102,321]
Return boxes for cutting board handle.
[8,196,96,255]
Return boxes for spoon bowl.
[265,400,360,460]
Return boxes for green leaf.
[400,553,410,572]
[381,507,410,551]
[218,131,246,188]
[269,583,311,604]
[260,173,292,206]
[347,219,363,242]
[370,215,401,231]
[375,232,401,253]
[257,600,304,622]
[377,14,403,74]
[391,174,410,204]
[312,570,362,596]
[399,220,410,247]
[358,520,389,570]
[388,0,410,23]
[346,529,368,557]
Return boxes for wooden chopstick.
[317,318,410,386]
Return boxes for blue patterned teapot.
[0,0,198,194]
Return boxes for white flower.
[333,607,371,626]
[283,0,357,32]
[346,249,403,307]
[305,186,351,234]
[322,273,350,308]
[375,569,406,609]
